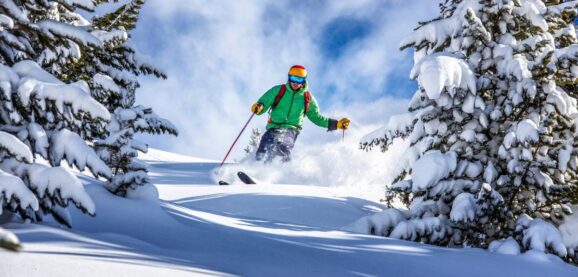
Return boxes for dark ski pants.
[256,128,299,162]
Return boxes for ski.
[218,180,230,186]
[237,171,257,184]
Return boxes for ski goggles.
[288,75,306,84]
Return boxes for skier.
[251,65,350,162]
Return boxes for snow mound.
[2,148,577,276]
[342,208,407,236]
[489,237,521,255]
[125,183,159,202]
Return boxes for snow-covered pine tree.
[357,0,578,263]
[244,128,262,156]
[545,1,578,206]
[0,0,113,228]
[56,0,177,197]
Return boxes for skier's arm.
[306,94,338,131]
[255,85,282,115]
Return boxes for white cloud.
[132,0,438,160]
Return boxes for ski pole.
[220,113,255,167]
[342,129,345,142]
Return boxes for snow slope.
[1,148,577,276]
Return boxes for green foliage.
[93,0,145,31]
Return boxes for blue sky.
[127,0,438,159]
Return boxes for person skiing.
[250,65,350,162]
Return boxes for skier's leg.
[255,129,276,161]
[276,129,299,162]
[266,129,282,162]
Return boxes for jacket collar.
[286,82,308,94]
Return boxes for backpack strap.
[268,85,286,124]
[272,85,286,110]
[304,91,311,114]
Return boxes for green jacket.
[257,83,337,131]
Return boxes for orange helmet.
[288,65,307,78]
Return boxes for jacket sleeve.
[306,93,338,131]
[256,85,282,115]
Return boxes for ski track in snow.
[1,149,577,277]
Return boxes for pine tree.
[56,0,178,197]
[360,0,578,263]
[545,1,578,205]
[0,0,113,229]
[244,128,262,156]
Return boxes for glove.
[337,118,350,130]
[251,103,264,114]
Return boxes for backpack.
[271,85,311,113]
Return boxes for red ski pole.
[220,113,256,167]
